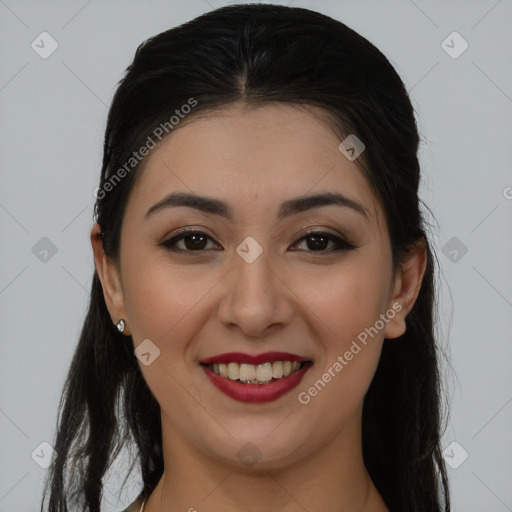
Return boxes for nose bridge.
[233,238,276,310]
[218,237,291,336]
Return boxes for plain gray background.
[1,0,511,510]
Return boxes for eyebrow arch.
[145,191,370,221]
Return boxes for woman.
[41,4,451,511]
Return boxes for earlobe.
[384,237,427,340]
[90,223,129,331]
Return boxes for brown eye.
[291,231,357,253]
[160,230,220,252]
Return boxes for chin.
[204,431,310,471]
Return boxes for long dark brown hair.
[42,4,451,511]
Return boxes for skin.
[91,102,426,512]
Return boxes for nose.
[216,244,294,338]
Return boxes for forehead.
[127,102,383,227]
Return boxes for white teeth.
[219,363,228,378]
[227,362,239,380]
[272,361,283,379]
[239,363,256,381]
[208,360,305,383]
[256,362,273,382]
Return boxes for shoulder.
[121,496,144,512]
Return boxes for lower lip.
[201,363,312,403]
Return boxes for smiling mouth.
[200,360,312,384]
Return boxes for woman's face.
[95,102,421,470]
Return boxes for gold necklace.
[139,498,146,512]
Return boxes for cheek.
[122,256,220,345]
[294,293,385,444]
[292,253,390,412]
[120,258,219,412]
[297,254,391,344]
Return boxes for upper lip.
[200,352,312,365]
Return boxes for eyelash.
[159,228,358,255]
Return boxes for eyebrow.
[145,191,370,221]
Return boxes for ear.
[384,237,427,340]
[90,223,131,335]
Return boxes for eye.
[291,230,357,253]
[160,229,220,252]
[160,228,358,254]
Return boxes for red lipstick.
[201,352,310,365]
[200,352,313,403]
